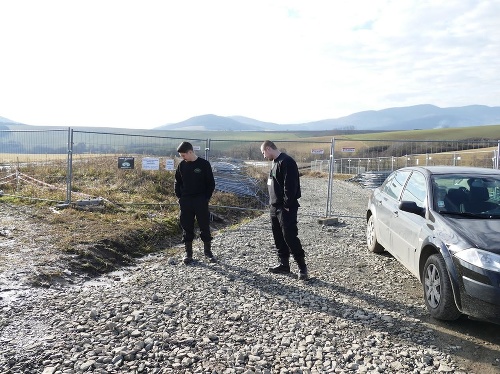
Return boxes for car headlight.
[455,248,500,272]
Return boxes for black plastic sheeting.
[212,161,269,207]
[349,170,392,189]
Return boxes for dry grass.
[1,156,264,282]
[0,153,68,163]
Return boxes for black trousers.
[270,205,305,262]
[179,195,212,243]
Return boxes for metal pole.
[325,138,335,217]
[66,127,74,204]
[497,140,500,169]
[15,169,20,192]
[205,138,210,161]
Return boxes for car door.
[376,170,411,248]
[389,171,427,276]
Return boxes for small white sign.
[165,158,175,171]
[193,145,201,151]
[142,157,160,170]
[311,149,324,154]
[342,147,356,152]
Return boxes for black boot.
[297,258,309,281]
[268,258,291,274]
[183,242,193,265]
[204,241,216,263]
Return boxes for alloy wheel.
[366,218,375,248]
[425,263,441,308]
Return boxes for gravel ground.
[1,178,500,373]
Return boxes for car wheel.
[366,215,384,253]
[423,254,461,321]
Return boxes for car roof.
[397,166,500,176]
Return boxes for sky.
[1,0,499,129]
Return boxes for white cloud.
[0,0,499,128]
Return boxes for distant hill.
[0,116,16,123]
[0,116,19,130]
[154,104,500,131]
[159,114,265,131]
[304,104,500,131]
[2,104,500,132]
[228,116,281,129]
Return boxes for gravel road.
[1,178,500,373]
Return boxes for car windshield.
[432,174,500,217]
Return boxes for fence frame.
[2,128,500,217]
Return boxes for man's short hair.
[177,141,193,153]
[261,140,277,150]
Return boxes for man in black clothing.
[260,140,309,280]
[174,141,216,264]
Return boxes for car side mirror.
[399,200,425,217]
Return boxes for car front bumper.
[454,258,500,324]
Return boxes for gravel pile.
[0,179,470,373]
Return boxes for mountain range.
[0,116,15,124]
[155,104,500,131]
[2,104,500,131]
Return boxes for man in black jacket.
[260,140,309,280]
[174,141,216,264]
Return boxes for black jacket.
[174,157,215,199]
[268,153,301,208]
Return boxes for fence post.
[205,138,210,161]
[15,169,20,192]
[325,137,335,217]
[66,127,74,204]
[497,140,500,169]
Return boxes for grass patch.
[1,155,264,283]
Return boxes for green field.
[1,124,499,162]
[3,122,500,141]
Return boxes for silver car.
[366,166,500,323]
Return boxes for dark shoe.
[204,251,216,263]
[184,242,193,265]
[204,242,216,263]
[268,264,291,274]
[298,265,309,281]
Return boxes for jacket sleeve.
[174,165,182,198]
[205,161,216,200]
[282,158,299,208]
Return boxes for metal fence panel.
[333,138,500,174]
[0,129,69,202]
[2,128,499,217]
[70,130,205,206]
[209,139,334,216]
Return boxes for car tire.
[366,214,384,253]
[423,254,461,321]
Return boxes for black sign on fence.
[118,157,135,169]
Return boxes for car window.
[380,173,395,195]
[432,174,500,214]
[382,170,411,200]
[401,171,427,207]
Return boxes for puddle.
[0,284,33,308]
[77,269,134,289]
